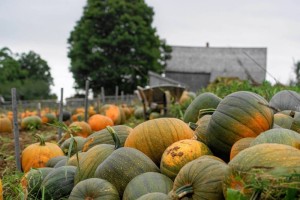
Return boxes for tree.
[294,61,300,86]
[68,0,172,95]
[0,47,56,100]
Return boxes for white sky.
[0,0,299,98]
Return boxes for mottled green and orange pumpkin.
[273,112,294,129]
[21,134,64,172]
[160,139,212,180]
[21,116,42,130]
[206,91,274,161]
[68,121,92,138]
[225,143,300,198]
[124,118,195,165]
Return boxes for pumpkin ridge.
[228,94,273,126]
[145,120,158,160]
[167,118,180,144]
[218,102,267,133]
[213,110,256,138]
[208,117,234,147]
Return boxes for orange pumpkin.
[230,137,255,160]
[125,118,195,165]
[88,114,114,131]
[21,134,64,172]
[0,115,12,133]
[99,104,122,125]
[71,113,84,122]
[68,121,92,138]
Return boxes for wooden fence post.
[84,80,89,122]
[11,88,21,171]
[101,87,105,104]
[58,88,64,139]
[115,86,119,104]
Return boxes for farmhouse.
[149,44,267,92]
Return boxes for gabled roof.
[166,45,267,83]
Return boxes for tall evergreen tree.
[68,0,171,95]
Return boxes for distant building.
[149,45,267,92]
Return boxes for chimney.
[206,42,209,48]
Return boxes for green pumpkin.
[69,178,119,200]
[183,92,221,123]
[74,144,115,184]
[60,136,86,156]
[169,155,228,200]
[53,158,68,168]
[41,166,76,199]
[250,128,300,149]
[206,91,273,161]
[94,147,160,197]
[194,114,211,143]
[274,113,294,129]
[136,192,170,200]
[123,172,173,200]
[45,155,67,167]
[21,167,53,199]
[269,90,300,112]
[82,125,132,152]
[21,116,42,130]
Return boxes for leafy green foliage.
[201,78,300,101]
[0,47,56,100]
[68,0,172,95]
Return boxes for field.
[0,80,300,199]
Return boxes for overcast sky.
[1,0,299,98]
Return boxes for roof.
[166,45,267,83]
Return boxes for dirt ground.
[0,125,58,178]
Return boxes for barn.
[149,45,267,92]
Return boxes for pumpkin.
[134,106,145,119]
[0,115,12,133]
[82,125,132,152]
[74,144,116,184]
[194,114,211,143]
[229,137,255,160]
[45,155,68,167]
[41,113,56,124]
[149,112,161,119]
[41,166,76,199]
[183,92,221,123]
[88,114,114,131]
[225,143,300,198]
[68,121,92,138]
[60,136,86,156]
[160,139,212,180]
[20,167,53,199]
[21,116,42,130]
[53,158,68,168]
[250,128,300,149]
[169,155,228,200]
[136,192,170,200]
[123,172,173,200]
[124,118,195,165]
[71,113,84,122]
[121,104,134,120]
[67,152,87,167]
[94,147,160,197]
[99,104,123,125]
[69,178,119,200]
[21,134,64,172]
[274,113,294,129]
[206,91,274,161]
[269,90,300,112]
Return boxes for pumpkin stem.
[175,184,194,199]
[106,126,121,149]
[198,108,215,119]
[34,134,46,146]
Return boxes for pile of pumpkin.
[18,90,300,199]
